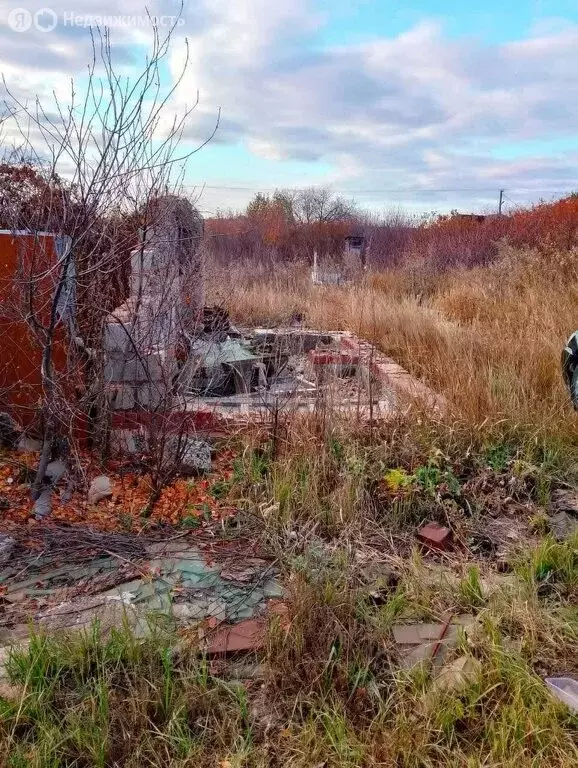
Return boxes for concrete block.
[105,352,175,384]
[107,385,137,410]
[130,247,162,273]
[129,270,169,298]
[104,321,134,355]
[165,436,212,475]
[135,383,169,410]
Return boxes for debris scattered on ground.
[392,615,475,669]
[206,618,266,654]
[0,444,238,529]
[173,437,212,475]
[433,655,481,693]
[545,677,578,714]
[88,475,114,504]
[418,522,453,551]
[0,533,14,565]
[549,490,578,540]
[33,488,52,519]
[0,526,283,650]
[45,459,67,485]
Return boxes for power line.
[187,184,500,193]
[184,183,576,195]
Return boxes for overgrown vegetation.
[3,220,578,764]
[209,241,578,442]
[207,191,578,267]
[1,525,577,766]
[2,408,578,765]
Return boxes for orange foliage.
[417,195,578,267]
[207,193,578,269]
[0,447,239,533]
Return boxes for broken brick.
[418,522,453,551]
[308,350,359,367]
[207,618,266,654]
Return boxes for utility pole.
[498,189,504,215]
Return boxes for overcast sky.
[1,0,577,216]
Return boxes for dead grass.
[2,246,578,766]
[207,245,578,444]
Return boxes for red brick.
[110,408,219,432]
[418,522,453,551]
[308,350,359,366]
[207,618,266,654]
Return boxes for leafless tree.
[279,186,356,224]
[0,13,219,501]
[246,186,356,225]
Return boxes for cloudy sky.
[1,0,577,215]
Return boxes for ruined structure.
[104,195,204,412]
[311,234,367,285]
[103,196,442,454]
[344,234,367,270]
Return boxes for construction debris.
[206,618,266,655]
[32,488,52,520]
[0,529,283,650]
[168,437,212,475]
[88,475,114,504]
[418,522,453,551]
[545,677,578,714]
[392,616,475,669]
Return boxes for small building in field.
[344,234,367,266]
[312,234,368,286]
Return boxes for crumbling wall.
[144,195,205,332]
[104,195,204,413]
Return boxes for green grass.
[2,415,578,766]
[2,537,577,767]
[515,532,578,592]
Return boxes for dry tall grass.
[2,249,578,768]
[206,246,578,443]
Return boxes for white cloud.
[1,0,577,209]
